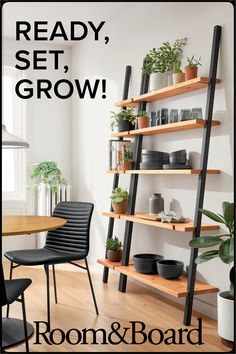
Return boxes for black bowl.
[134,254,164,274]
[170,156,187,164]
[142,156,169,163]
[142,150,169,157]
[170,149,187,157]
[156,260,184,279]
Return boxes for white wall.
[71,2,234,318]
[2,38,72,255]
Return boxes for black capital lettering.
[15,79,33,99]
[33,321,52,345]
[15,50,30,70]
[71,22,88,40]
[34,21,48,40]
[187,318,204,345]
[50,21,68,41]
[49,50,64,69]
[130,321,147,345]
[88,21,105,40]
[37,80,52,99]
[33,50,47,69]
[16,21,31,40]
[54,79,73,99]
[75,79,99,99]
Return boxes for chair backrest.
[45,201,94,256]
[0,264,7,306]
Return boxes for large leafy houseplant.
[110,107,136,131]
[189,202,234,296]
[31,161,67,193]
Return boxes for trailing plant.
[186,55,202,67]
[110,107,136,131]
[106,236,123,251]
[142,38,187,75]
[189,202,234,296]
[138,110,148,117]
[31,161,67,193]
[110,187,129,204]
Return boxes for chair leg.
[85,258,99,315]
[44,265,51,331]
[6,261,14,318]
[52,265,58,304]
[21,293,29,352]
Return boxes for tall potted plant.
[110,107,136,132]
[189,202,234,345]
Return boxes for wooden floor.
[2,261,228,352]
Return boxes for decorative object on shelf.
[169,149,187,165]
[118,151,133,171]
[184,55,202,81]
[149,193,164,215]
[180,109,192,121]
[110,107,136,132]
[169,109,179,124]
[160,211,186,223]
[137,111,149,129]
[106,236,123,262]
[191,107,203,119]
[134,254,164,274]
[156,110,161,125]
[31,161,67,193]
[163,164,192,170]
[109,139,133,170]
[157,260,184,279]
[189,202,234,344]
[111,187,129,214]
[172,60,185,85]
[142,38,187,91]
[141,150,169,170]
[150,112,157,127]
[160,108,169,125]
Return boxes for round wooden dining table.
[2,215,67,349]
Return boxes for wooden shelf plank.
[111,119,220,138]
[107,169,220,175]
[115,77,221,107]
[102,212,219,232]
[114,265,218,297]
[97,258,134,269]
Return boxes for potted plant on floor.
[184,55,201,80]
[189,202,234,346]
[172,60,185,85]
[31,161,67,193]
[118,151,133,171]
[111,187,129,214]
[106,236,123,262]
[110,107,136,132]
[137,111,149,129]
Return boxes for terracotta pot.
[107,249,122,262]
[119,160,132,171]
[138,116,149,129]
[184,66,198,81]
[173,73,185,85]
[112,199,128,214]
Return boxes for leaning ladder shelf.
[99,24,222,327]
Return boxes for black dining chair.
[1,264,32,352]
[4,201,99,330]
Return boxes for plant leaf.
[200,208,225,224]
[189,236,224,248]
[219,238,234,264]
[222,202,234,229]
[229,266,235,286]
[195,250,219,264]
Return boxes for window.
[2,66,27,200]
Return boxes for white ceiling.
[3,2,136,44]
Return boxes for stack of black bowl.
[163,149,191,170]
[140,149,169,170]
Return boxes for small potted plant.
[111,187,129,214]
[184,55,201,81]
[118,151,133,171]
[137,111,149,129]
[110,107,136,132]
[106,236,123,262]
[172,60,185,85]
[189,202,234,346]
[31,161,67,193]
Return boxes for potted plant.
[31,161,67,193]
[106,236,123,262]
[184,55,201,81]
[111,187,129,214]
[118,151,133,171]
[172,60,185,85]
[189,202,234,345]
[137,111,149,129]
[110,107,136,132]
[143,38,187,91]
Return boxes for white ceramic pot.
[217,291,234,342]
[149,73,168,91]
